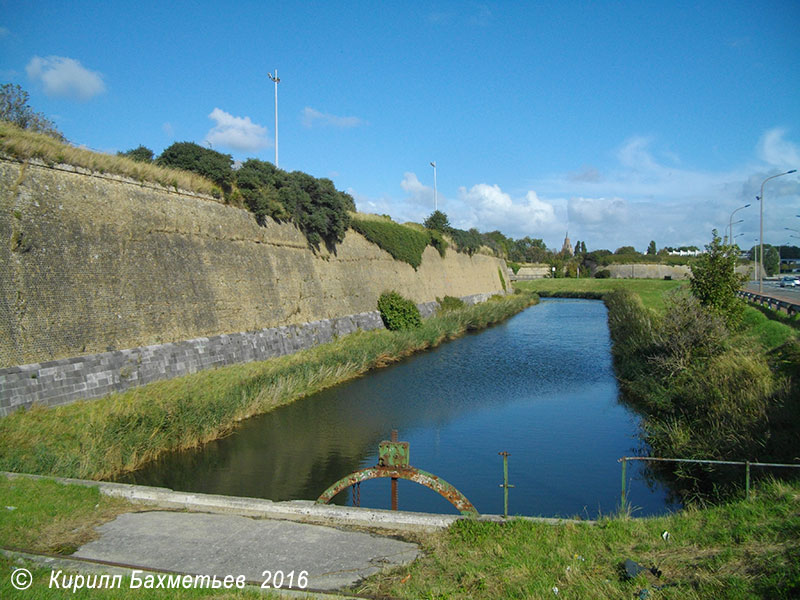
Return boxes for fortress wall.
[0,160,507,412]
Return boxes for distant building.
[667,249,703,257]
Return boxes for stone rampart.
[0,293,495,415]
[0,159,506,412]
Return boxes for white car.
[780,276,799,288]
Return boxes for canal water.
[121,299,676,518]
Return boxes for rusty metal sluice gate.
[315,431,487,516]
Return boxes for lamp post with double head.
[727,203,750,244]
[758,170,797,292]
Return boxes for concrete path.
[72,511,418,592]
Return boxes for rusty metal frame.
[316,465,478,516]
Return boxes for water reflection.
[120,299,677,517]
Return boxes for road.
[744,280,800,305]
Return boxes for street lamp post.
[726,219,744,243]
[268,70,280,167]
[758,169,797,292]
[430,161,437,211]
[727,203,750,244]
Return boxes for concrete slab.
[72,511,419,592]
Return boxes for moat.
[121,298,676,517]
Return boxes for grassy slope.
[0,121,220,198]
[360,479,800,599]
[2,474,797,600]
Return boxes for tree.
[615,245,638,255]
[689,230,746,327]
[750,245,780,277]
[423,210,450,232]
[647,240,657,255]
[0,83,64,140]
[118,145,154,163]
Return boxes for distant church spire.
[561,231,573,256]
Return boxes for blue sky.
[2,1,799,251]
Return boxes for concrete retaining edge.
[2,471,592,532]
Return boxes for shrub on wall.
[351,217,432,269]
[156,142,234,191]
[428,230,448,258]
[378,291,422,331]
[595,269,611,278]
[235,159,353,249]
[498,267,507,291]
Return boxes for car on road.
[780,276,799,288]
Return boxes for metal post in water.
[498,451,513,518]
[620,458,627,513]
[391,429,398,511]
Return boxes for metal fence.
[618,456,800,508]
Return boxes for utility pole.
[430,161,437,211]
[268,70,280,167]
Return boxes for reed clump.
[0,293,537,480]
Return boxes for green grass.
[0,293,537,481]
[2,474,797,600]
[0,476,134,555]
[359,478,800,599]
[514,278,685,312]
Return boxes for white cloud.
[401,172,429,196]
[350,130,799,252]
[302,107,365,128]
[458,184,558,237]
[26,56,105,101]
[757,128,800,170]
[204,108,269,152]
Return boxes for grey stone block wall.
[0,294,493,416]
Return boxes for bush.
[428,230,448,258]
[423,210,450,232]
[351,217,431,269]
[378,292,422,331]
[156,142,233,190]
[437,295,465,312]
[595,269,611,278]
[0,83,64,141]
[282,172,352,249]
[498,267,507,291]
[690,230,746,328]
[235,159,352,249]
[117,145,154,163]
[448,227,483,256]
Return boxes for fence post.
[620,458,627,512]
[745,461,751,501]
